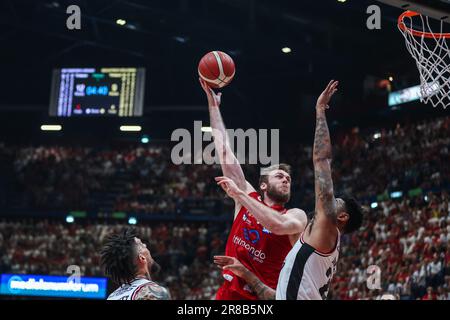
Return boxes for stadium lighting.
[390,191,403,199]
[120,125,141,132]
[116,19,126,26]
[201,126,212,133]
[141,135,150,144]
[389,76,394,82]
[373,132,381,139]
[371,202,378,209]
[282,47,292,54]
[41,125,62,131]
[66,215,74,223]
[174,36,188,43]
[337,0,347,3]
[424,195,428,202]
[128,217,137,225]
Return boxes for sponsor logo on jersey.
[233,235,266,263]
[242,213,252,225]
[243,228,260,244]
[223,274,234,282]
[262,227,271,234]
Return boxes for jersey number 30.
[318,267,332,300]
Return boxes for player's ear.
[337,211,349,224]
[138,253,146,264]
[260,182,267,192]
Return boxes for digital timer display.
[49,68,145,117]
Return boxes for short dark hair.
[100,228,138,285]
[341,197,363,234]
[259,163,292,188]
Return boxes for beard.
[266,184,290,204]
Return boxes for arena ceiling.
[0,0,448,143]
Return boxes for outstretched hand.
[316,80,339,111]
[199,78,222,108]
[215,176,242,199]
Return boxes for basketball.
[198,51,235,88]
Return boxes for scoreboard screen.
[49,68,145,117]
[388,85,422,107]
[388,82,440,107]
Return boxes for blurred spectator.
[0,116,448,216]
[422,287,437,300]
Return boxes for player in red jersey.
[200,79,308,300]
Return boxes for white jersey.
[107,278,153,300]
[276,229,340,300]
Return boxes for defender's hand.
[316,80,338,111]
[215,176,242,199]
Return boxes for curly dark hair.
[341,197,364,234]
[100,228,139,285]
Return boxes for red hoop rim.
[398,10,450,39]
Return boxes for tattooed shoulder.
[134,282,171,300]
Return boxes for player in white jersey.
[214,80,364,300]
[101,228,171,300]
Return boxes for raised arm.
[216,176,307,236]
[313,80,339,224]
[200,79,252,193]
[214,256,275,300]
[301,81,343,255]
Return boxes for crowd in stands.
[1,116,448,215]
[329,191,450,300]
[0,190,448,300]
[1,144,238,215]
[0,219,228,300]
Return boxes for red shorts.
[215,283,257,300]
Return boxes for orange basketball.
[198,51,235,88]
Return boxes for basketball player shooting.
[199,78,308,300]
[215,80,364,300]
[101,228,171,300]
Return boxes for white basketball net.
[398,13,450,109]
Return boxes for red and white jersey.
[107,278,153,300]
[216,192,293,300]
[276,229,341,300]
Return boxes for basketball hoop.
[398,10,450,109]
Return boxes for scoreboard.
[388,82,440,107]
[49,68,145,117]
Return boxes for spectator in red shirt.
[422,287,437,300]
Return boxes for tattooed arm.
[214,256,275,300]
[243,269,276,300]
[304,80,339,252]
[133,282,171,300]
[313,80,338,222]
